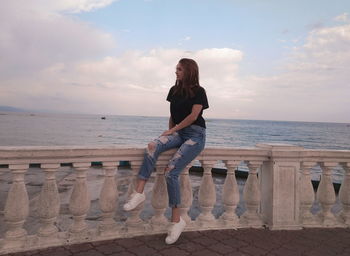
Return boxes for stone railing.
[0,144,349,254]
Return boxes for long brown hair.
[173,58,200,98]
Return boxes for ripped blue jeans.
[138,124,206,207]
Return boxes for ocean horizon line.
[1,107,349,125]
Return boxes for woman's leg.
[135,179,147,194]
[163,125,206,244]
[166,136,205,221]
[164,136,205,244]
[171,207,181,222]
[136,132,183,191]
[124,132,183,211]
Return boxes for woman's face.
[175,63,184,81]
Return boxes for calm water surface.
[1,112,349,150]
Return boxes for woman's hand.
[161,128,176,136]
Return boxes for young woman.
[123,58,209,244]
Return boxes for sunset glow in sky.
[1,0,350,122]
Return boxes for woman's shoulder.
[193,86,206,95]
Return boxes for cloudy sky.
[1,0,349,123]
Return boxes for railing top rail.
[0,146,270,165]
[0,145,349,166]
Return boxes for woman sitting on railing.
[123,58,209,244]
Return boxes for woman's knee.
[146,135,171,157]
[146,140,158,157]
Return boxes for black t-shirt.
[166,85,209,128]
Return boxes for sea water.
[0,112,349,182]
[1,112,349,149]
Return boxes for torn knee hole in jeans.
[159,136,169,144]
[184,139,197,145]
[147,141,157,157]
[166,152,181,171]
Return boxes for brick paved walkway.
[7,228,350,256]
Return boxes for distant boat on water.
[101,117,106,120]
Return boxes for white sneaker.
[165,217,186,245]
[123,191,145,211]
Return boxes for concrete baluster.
[4,164,29,248]
[316,162,338,226]
[37,164,61,238]
[197,161,216,226]
[150,164,168,230]
[179,165,193,224]
[299,162,319,226]
[69,163,91,234]
[0,168,7,215]
[98,162,118,235]
[241,161,263,227]
[126,161,144,230]
[339,162,350,225]
[220,160,240,226]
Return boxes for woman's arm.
[162,104,203,135]
[169,116,175,129]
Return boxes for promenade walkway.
[8,228,350,256]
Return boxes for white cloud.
[5,0,118,13]
[178,36,192,46]
[334,13,349,22]
[242,22,350,122]
[0,1,116,79]
[0,47,250,118]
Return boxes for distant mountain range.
[0,106,27,112]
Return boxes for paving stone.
[177,241,205,253]
[40,248,72,256]
[195,235,221,246]
[238,245,269,256]
[307,244,344,255]
[259,234,290,246]
[210,230,237,241]
[66,243,94,253]
[326,239,350,250]
[128,245,157,256]
[91,240,116,246]
[190,249,222,256]
[181,231,205,239]
[209,243,236,254]
[251,239,280,251]
[8,252,37,256]
[95,243,125,254]
[172,235,190,245]
[109,252,135,256]
[8,228,350,256]
[302,249,331,256]
[136,234,164,242]
[144,238,169,250]
[222,238,249,249]
[268,246,303,256]
[159,247,190,256]
[281,240,316,252]
[115,238,144,248]
[342,246,350,254]
[336,251,350,256]
[225,251,251,256]
[73,249,104,256]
